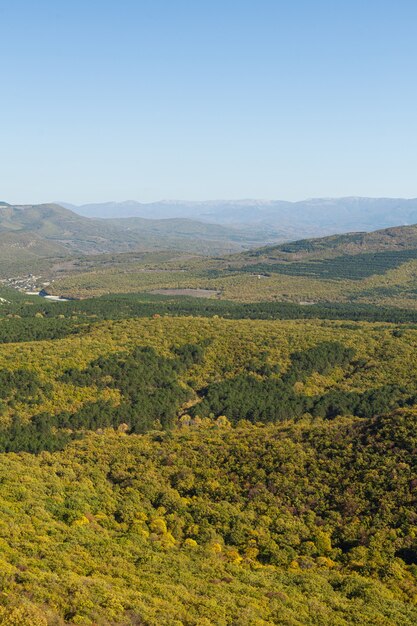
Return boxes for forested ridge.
[240,248,417,280]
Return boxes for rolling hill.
[5,202,417,310]
[222,223,417,283]
[48,221,417,309]
[0,203,273,275]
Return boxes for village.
[0,275,70,301]
[1,273,48,294]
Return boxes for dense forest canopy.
[2,229,417,623]
[1,417,417,625]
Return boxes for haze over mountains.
[64,196,417,239]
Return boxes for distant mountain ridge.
[63,197,417,239]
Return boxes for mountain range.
[3,198,417,279]
[63,196,417,239]
[0,202,270,273]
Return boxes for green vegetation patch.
[0,343,206,452]
[62,344,200,432]
[0,316,89,343]
[0,368,51,414]
[241,248,417,280]
[7,292,417,324]
[192,342,417,423]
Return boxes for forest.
[0,327,414,459]
[6,288,417,328]
[1,415,417,625]
[0,286,417,623]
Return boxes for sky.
[1,0,416,204]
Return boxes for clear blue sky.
[1,0,416,204]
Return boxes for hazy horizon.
[3,194,417,208]
[66,195,417,206]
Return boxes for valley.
[38,222,417,311]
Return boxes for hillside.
[2,266,417,623]
[221,223,417,279]
[4,205,417,624]
[47,221,417,310]
[241,223,417,261]
[0,203,270,274]
[0,314,416,438]
[2,419,417,625]
[0,312,416,623]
